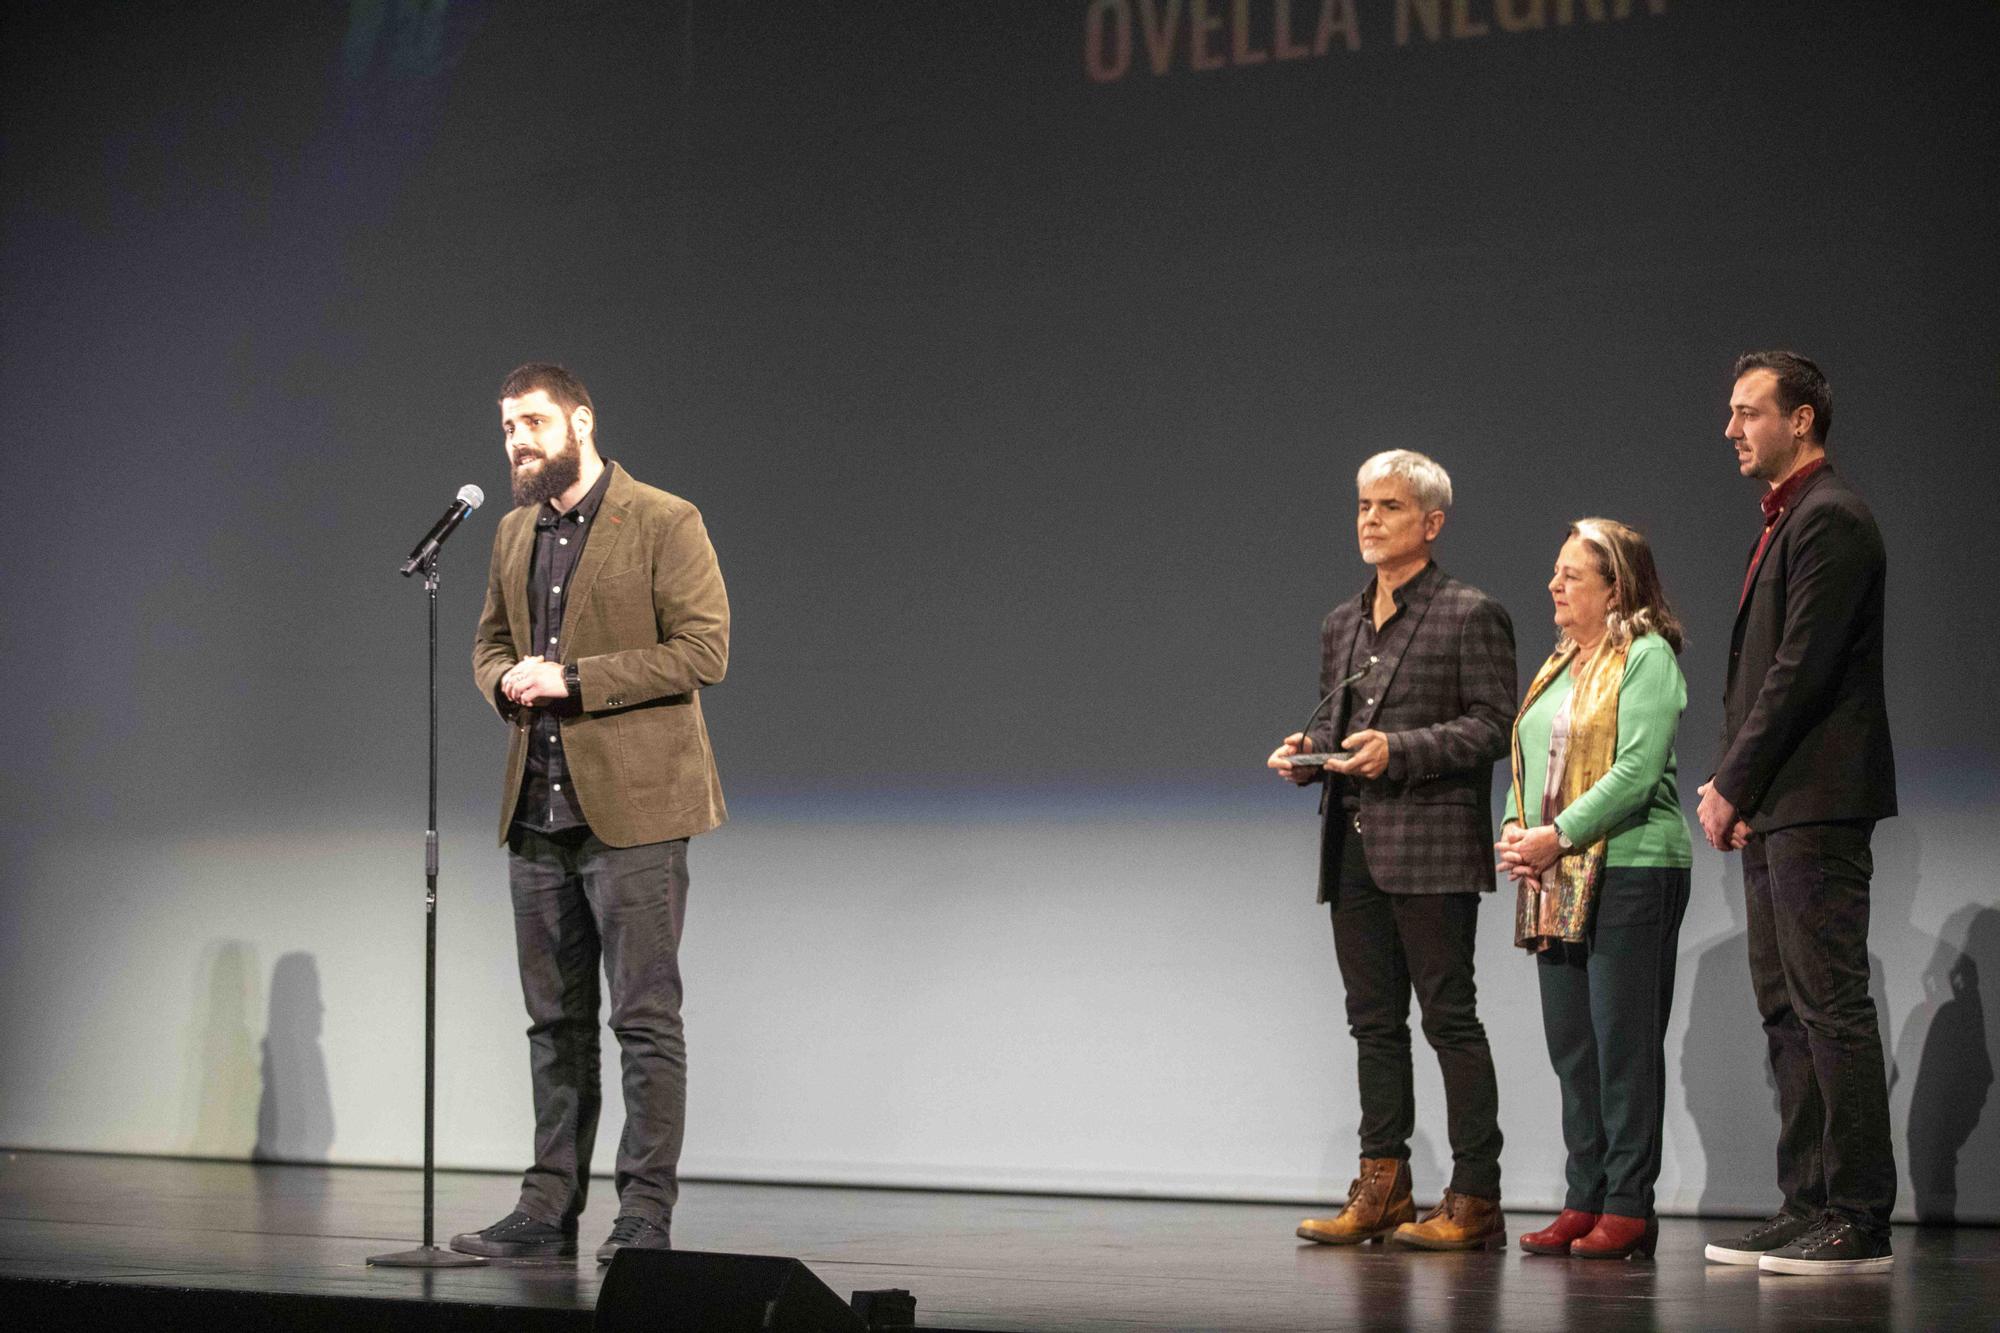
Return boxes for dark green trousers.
[1534,865,1691,1217]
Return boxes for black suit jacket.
[1308,563,1517,902]
[1715,466,1896,830]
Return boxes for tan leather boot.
[1390,1189,1506,1251]
[1297,1158,1415,1245]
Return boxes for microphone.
[1284,662,1372,770]
[399,484,485,576]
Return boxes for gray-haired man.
[1269,450,1517,1250]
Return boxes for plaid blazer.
[1305,562,1517,902]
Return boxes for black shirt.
[1336,566,1421,811]
[514,464,614,833]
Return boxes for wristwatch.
[563,665,580,698]
[1555,824,1575,852]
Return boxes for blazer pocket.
[614,706,695,813]
[575,567,652,644]
[587,566,646,609]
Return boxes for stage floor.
[1,1150,1994,1330]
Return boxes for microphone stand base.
[367,1245,487,1269]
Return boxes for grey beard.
[511,442,582,508]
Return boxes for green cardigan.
[1506,632,1693,868]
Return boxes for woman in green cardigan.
[1497,518,1692,1261]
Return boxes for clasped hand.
[1695,780,1753,851]
[1495,822,1563,884]
[502,655,569,707]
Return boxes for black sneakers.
[1758,1216,1894,1275]
[448,1210,579,1258]
[446,1207,673,1263]
[597,1214,673,1264]
[1703,1211,1817,1265]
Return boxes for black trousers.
[1535,865,1691,1217]
[1330,834,1503,1200]
[507,825,690,1230]
[1743,819,1896,1234]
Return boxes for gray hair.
[1356,449,1453,513]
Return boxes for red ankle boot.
[1520,1209,1601,1256]
[1572,1212,1658,1260]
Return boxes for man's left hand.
[505,658,570,707]
[1331,729,1390,780]
[1696,780,1740,851]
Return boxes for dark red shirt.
[1740,457,1828,608]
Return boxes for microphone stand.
[370,551,484,1269]
[1284,664,1370,770]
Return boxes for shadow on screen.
[254,950,335,1163]
[182,939,261,1157]
[1899,893,1997,1224]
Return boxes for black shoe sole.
[596,1241,673,1264]
[449,1236,578,1259]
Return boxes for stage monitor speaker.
[595,1249,872,1332]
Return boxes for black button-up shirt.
[1335,564,1425,812]
[514,464,613,834]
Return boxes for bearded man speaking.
[454,362,729,1263]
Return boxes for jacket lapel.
[1324,598,1363,744]
[1731,467,1829,640]
[557,462,634,664]
[502,510,536,669]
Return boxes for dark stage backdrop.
[4,1,1996,1220]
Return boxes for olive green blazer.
[472,462,729,848]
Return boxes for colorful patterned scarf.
[1510,639,1628,951]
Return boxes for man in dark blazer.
[1270,450,1517,1251]
[453,363,729,1263]
[1698,351,1897,1276]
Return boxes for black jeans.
[1330,835,1503,1200]
[507,825,690,1230]
[1743,820,1895,1234]
[1535,865,1691,1217]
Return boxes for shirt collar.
[1358,559,1440,614]
[1760,456,1827,524]
[537,461,614,529]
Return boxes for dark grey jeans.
[1744,819,1896,1235]
[507,824,689,1230]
